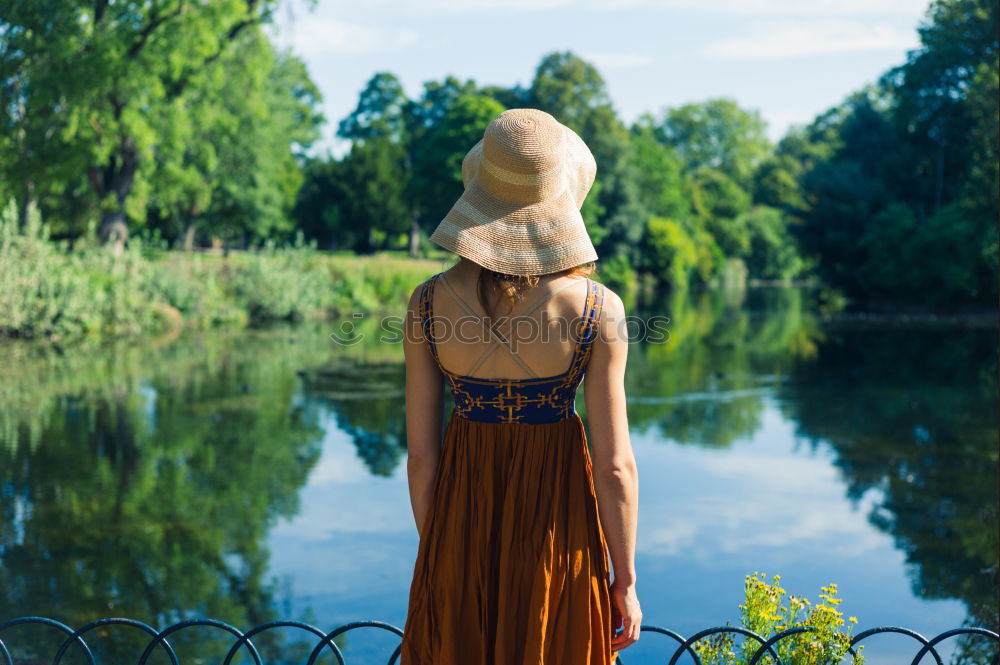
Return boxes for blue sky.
[266,0,932,159]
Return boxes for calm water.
[1,287,996,664]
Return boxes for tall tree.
[529,51,647,267]
[149,36,323,249]
[0,0,306,250]
[880,0,997,217]
[405,92,506,256]
[653,98,771,192]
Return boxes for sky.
[265,0,933,159]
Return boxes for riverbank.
[0,225,447,342]
[3,224,994,344]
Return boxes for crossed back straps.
[422,271,596,380]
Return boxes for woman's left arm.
[403,283,444,537]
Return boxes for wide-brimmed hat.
[428,108,599,276]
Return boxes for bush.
[694,572,865,665]
[0,201,443,342]
[0,202,160,339]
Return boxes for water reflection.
[0,331,331,661]
[0,287,995,664]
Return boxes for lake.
[1,286,995,664]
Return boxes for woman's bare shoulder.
[595,281,626,316]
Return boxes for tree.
[405,93,506,255]
[641,216,698,291]
[689,167,752,258]
[338,71,411,144]
[740,205,803,281]
[529,52,648,266]
[628,118,690,221]
[653,98,771,192]
[339,137,411,253]
[149,36,323,249]
[528,51,612,132]
[0,0,305,250]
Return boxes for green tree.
[340,137,411,253]
[529,51,648,265]
[739,205,803,281]
[337,70,411,144]
[628,118,690,220]
[149,36,323,250]
[793,0,997,306]
[0,0,308,249]
[641,216,698,290]
[404,89,505,256]
[654,98,772,191]
[689,167,752,257]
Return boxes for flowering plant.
[693,572,865,665]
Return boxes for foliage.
[4,0,996,310]
[0,0,322,246]
[593,252,639,306]
[791,0,998,306]
[694,573,864,665]
[740,205,805,281]
[654,98,772,191]
[0,204,442,342]
[642,216,698,291]
[0,200,161,340]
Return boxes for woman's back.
[428,260,594,381]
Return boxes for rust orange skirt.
[401,412,620,664]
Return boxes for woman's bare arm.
[403,282,445,538]
[583,286,641,649]
[585,287,638,584]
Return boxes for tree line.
[1,0,996,308]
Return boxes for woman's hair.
[460,256,597,321]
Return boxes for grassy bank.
[0,217,448,342]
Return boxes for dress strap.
[564,279,605,381]
[417,272,444,368]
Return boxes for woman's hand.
[610,579,642,650]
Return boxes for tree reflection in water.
[0,290,994,664]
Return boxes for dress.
[401,271,620,665]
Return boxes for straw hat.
[428,108,599,276]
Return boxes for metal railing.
[0,616,996,665]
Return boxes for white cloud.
[331,0,573,12]
[268,18,419,56]
[589,0,929,16]
[331,0,929,17]
[636,453,888,558]
[581,51,653,70]
[422,0,572,9]
[705,19,920,60]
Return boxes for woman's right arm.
[583,286,642,650]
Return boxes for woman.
[401,108,640,664]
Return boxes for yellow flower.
[849,616,858,624]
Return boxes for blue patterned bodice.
[417,272,605,425]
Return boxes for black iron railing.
[0,616,996,665]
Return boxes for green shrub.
[0,202,444,342]
[694,572,864,665]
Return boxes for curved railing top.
[0,616,996,665]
